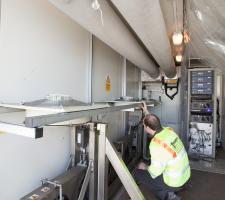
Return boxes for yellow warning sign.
[105,75,111,93]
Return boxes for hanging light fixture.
[176,55,182,62]
[172,32,183,45]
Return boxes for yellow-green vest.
[148,127,191,187]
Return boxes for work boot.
[166,192,182,200]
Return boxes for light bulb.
[176,55,182,62]
[172,32,183,45]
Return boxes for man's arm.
[141,101,149,116]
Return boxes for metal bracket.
[162,77,180,100]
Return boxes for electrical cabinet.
[188,68,217,158]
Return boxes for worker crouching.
[133,103,191,200]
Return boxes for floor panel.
[111,170,225,200]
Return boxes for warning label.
[105,75,111,93]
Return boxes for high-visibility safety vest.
[148,127,191,188]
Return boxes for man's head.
[143,114,162,136]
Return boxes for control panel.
[191,100,213,114]
[190,115,213,123]
[191,70,213,95]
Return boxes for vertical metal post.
[187,69,191,151]
[213,69,217,158]
[138,69,142,100]
[97,123,108,200]
[143,131,149,160]
[122,57,127,134]
[137,124,143,153]
[218,74,224,148]
[68,126,76,169]
[88,34,93,103]
[88,123,96,200]
[122,57,127,97]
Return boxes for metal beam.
[25,102,141,128]
[105,138,145,200]
[0,122,43,138]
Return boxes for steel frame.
[0,102,144,138]
[97,123,145,200]
[25,102,141,128]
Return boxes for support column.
[88,123,96,200]
[97,123,108,200]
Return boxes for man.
[133,102,190,200]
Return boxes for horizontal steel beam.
[25,103,141,128]
[0,122,43,138]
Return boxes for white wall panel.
[126,61,140,99]
[0,127,70,200]
[0,0,91,103]
[92,37,124,141]
[92,37,123,102]
[0,0,91,199]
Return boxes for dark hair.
[144,114,162,132]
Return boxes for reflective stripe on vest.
[164,164,190,178]
[167,147,186,165]
[152,137,177,158]
[151,159,166,168]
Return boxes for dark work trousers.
[133,169,181,200]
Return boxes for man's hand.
[140,101,149,115]
[137,161,148,170]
